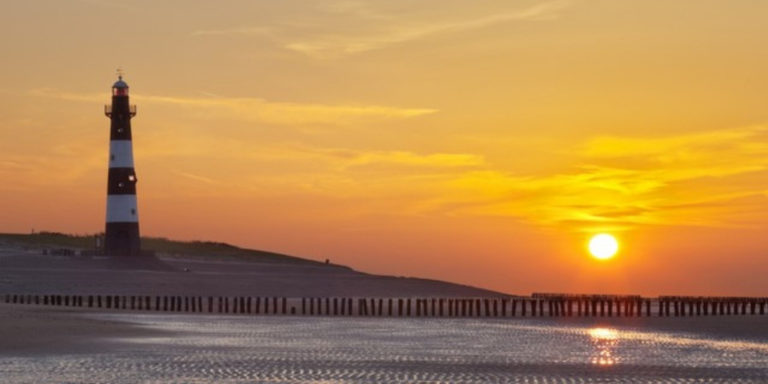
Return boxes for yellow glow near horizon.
[588,234,619,260]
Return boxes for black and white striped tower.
[104,75,141,255]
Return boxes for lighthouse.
[104,75,141,255]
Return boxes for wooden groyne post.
[3,293,767,319]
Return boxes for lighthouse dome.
[113,76,129,89]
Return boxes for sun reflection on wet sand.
[589,327,619,366]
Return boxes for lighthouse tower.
[104,75,141,255]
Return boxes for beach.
[2,244,768,382]
[2,304,767,383]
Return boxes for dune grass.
[0,232,327,266]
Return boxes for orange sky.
[1,0,767,296]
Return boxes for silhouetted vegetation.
[0,232,330,267]
[0,232,91,248]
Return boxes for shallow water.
[2,314,768,383]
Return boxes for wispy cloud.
[27,88,437,125]
[144,138,486,173]
[27,88,102,103]
[0,160,33,171]
[173,170,221,185]
[297,147,486,170]
[580,126,768,162]
[382,126,768,231]
[192,1,571,58]
[286,1,570,57]
[139,95,437,125]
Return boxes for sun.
[588,234,619,260]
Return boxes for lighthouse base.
[105,222,141,256]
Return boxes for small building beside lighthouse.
[104,75,141,255]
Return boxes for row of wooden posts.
[4,294,767,317]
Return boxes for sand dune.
[0,243,504,297]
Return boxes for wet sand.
[2,304,767,383]
[522,315,768,342]
[0,304,169,357]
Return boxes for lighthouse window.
[110,155,115,161]
[131,209,136,215]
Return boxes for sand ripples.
[2,315,767,383]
